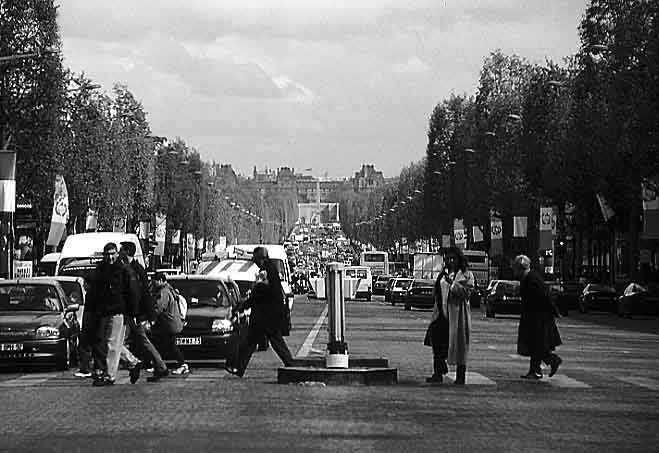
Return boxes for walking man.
[227,246,294,377]
[514,255,563,379]
[89,242,139,386]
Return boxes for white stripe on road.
[296,306,328,358]
[446,372,496,385]
[616,376,659,391]
[544,374,591,388]
[0,372,54,387]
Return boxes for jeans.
[236,329,294,376]
[78,311,95,373]
[125,317,167,372]
[101,314,125,381]
[119,316,139,369]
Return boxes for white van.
[344,265,372,301]
[56,232,145,275]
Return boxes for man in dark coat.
[228,247,294,377]
[514,255,563,379]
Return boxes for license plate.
[0,343,24,352]
[176,337,201,346]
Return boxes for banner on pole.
[642,183,659,238]
[596,193,615,221]
[138,221,150,240]
[472,225,484,243]
[154,213,166,256]
[85,209,98,231]
[112,216,126,233]
[453,218,466,249]
[46,175,69,247]
[0,151,16,213]
[171,229,181,245]
[490,214,503,256]
[513,216,528,238]
[539,207,553,250]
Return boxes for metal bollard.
[326,262,349,368]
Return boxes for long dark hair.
[445,247,468,273]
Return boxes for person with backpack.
[147,272,189,381]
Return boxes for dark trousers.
[125,317,167,372]
[236,329,294,376]
[530,352,561,374]
[431,342,449,376]
[79,312,107,375]
[152,331,185,367]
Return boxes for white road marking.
[508,354,525,360]
[0,372,55,387]
[446,372,496,385]
[544,374,591,388]
[296,306,328,358]
[616,376,659,391]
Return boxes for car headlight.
[211,319,234,334]
[35,326,60,338]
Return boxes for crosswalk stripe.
[0,373,55,387]
[445,372,496,385]
[616,376,659,391]
[543,374,591,388]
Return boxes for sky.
[58,0,588,178]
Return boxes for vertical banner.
[642,184,659,238]
[0,151,16,213]
[219,236,227,251]
[196,237,205,251]
[138,221,150,240]
[453,218,466,249]
[46,175,69,247]
[490,214,503,256]
[206,239,214,255]
[539,207,554,250]
[171,229,181,245]
[441,234,451,248]
[186,233,195,255]
[513,216,528,238]
[85,209,98,231]
[154,213,166,256]
[472,225,484,243]
[112,216,127,233]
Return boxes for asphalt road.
[1,295,658,452]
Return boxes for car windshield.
[395,279,412,289]
[496,282,520,296]
[0,284,62,311]
[412,280,433,288]
[346,269,368,279]
[168,280,231,308]
[585,284,613,293]
[56,281,83,305]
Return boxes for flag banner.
[154,213,166,256]
[206,239,214,254]
[196,237,205,250]
[138,221,150,240]
[490,214,503,256]
[219,236,227,251]
[539,207,553,250]
[85,209,98,231]
[171,229,181,245]
[472,225,484,243]
[642,183,659,238]
[113,216,126,233]
[186,233,195,250]
[453,218,466,249]
[596,193,615,221]
[0,151,16,213]
[513,216,528,238]
[46,175,69,247]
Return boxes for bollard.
[326,262,349,368]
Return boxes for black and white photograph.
[0,0,658,451]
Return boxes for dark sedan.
[164,275,246,364]
[0,279,80,370]
[578,283,617,313]
[482,280,521,317]
[404,279,435,311]
[373,275,392,296]
[617,283,659,318]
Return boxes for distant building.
[213,163,239,186]
[352,164,385,192]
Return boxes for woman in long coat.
[446,249,475,385]
[423,269,450,383]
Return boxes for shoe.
[172,364,190,375]
[74,371,92,378]
[425,375,443,384]
[224,364,242,377]
[146,368,170,382]
[454,365,466,385]
[129,363,141,384]
[549,357,562,377]
[92,376,115,386]
[146,367,154,373]
[521,371,543,380]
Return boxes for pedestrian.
[227,247,294,377]
[147,272,188,381]
[423,268,450,383]
[89,242,139,386]
[446,248,475,385]
[73,279,100,378]
[514,255,563,379]
[119,242,168,384]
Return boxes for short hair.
[253,246,269,260]
[514,255,531,271]
[154,272,167,282]
[120,241,137,257]
[103,242,117,253]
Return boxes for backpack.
[175,290,187,321]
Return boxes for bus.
[359,250,389,281]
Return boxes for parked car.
[384,277,396,302]
[404,279,435,311]
[0,279,80,370]
[162,275,246,364]
[617,283,659,318]
[373,275,392,296]
[482,280,521,317]
[578,283,617,313]
[29,276,87,329]
[390,278,413,306]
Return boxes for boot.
[425,358,445,383]
[454,365,466,385]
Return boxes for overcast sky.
[58,0,587,178]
